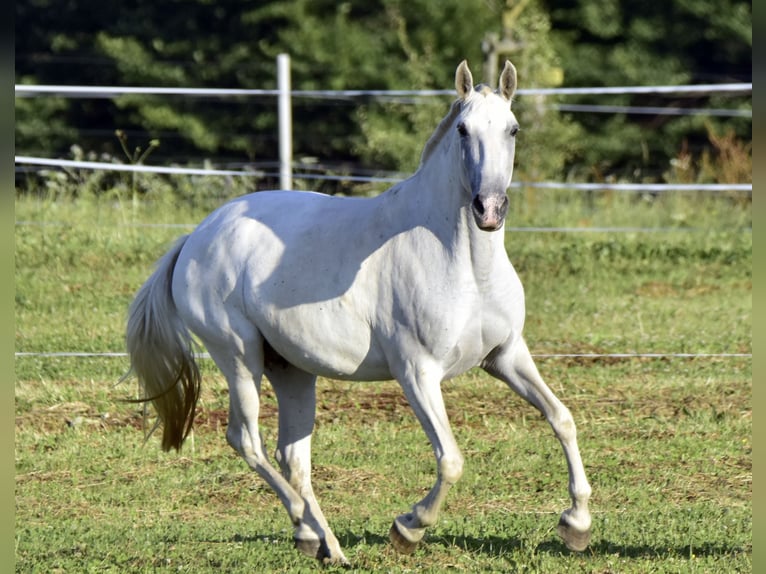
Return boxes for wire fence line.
[15,83,752,120]
[13,156,754,193]
[15,80,752,367]
[15,82,753,99]
[15,77,752,189]
[551,103,750,118]
[14,155,752,234]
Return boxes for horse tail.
[125,235,201,452]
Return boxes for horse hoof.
[294,537,323,559]
[389,521,420,555]
[295,537,350,565]
[557,517,591,552]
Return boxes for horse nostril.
[472,196,485,214]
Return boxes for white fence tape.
[552,103,750,118]
[15,76,752,364]
[14,156,753,193]
[15,83,753,99]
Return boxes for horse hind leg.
[201,337,311,548]
[266,353,348,565]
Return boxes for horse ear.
[499,60,517,101]
[455,60,473,100]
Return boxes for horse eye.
[457,122,468,137]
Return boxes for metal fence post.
[277,53,292,190]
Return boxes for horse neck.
[397,144,507,274]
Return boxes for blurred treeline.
[15,0,751,191]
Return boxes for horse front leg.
[390,361,464,554]
[484,337,592,551]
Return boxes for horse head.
[454,60,519,231]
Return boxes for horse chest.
[395,276,521,377]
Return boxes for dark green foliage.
[15,0,751,187]
[544,0,751,179]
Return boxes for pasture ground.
[15,189,751,572]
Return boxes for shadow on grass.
[224,531,748,562]
[345,530,748,561]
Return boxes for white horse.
[126,60,591,564]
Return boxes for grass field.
[15,188,751,572]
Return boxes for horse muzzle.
[471,193,509,231]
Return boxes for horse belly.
[254,300,392,381]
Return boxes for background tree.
[15,0,751,191]
[543,0,751,181]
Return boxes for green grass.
[15,190,751,572]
